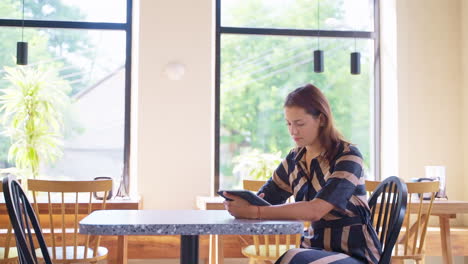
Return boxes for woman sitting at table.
[223,83,381,264]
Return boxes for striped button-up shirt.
[259,142,381,264]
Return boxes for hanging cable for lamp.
[17,0,28,65]
[350,32,361,75]
[313,0,323,73]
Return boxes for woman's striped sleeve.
[315,146,364,211]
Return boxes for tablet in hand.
[217,189,271,206]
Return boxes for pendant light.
[350,34,360,75]
[313,0,323,73]
[17,0,28,65]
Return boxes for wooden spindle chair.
[392,181,439,264]
[0,178,18,264]
[367,176,408,264]
[28,179,112,264]
[365,180,380,197]
[242,234,301,264]
[2,176,52,264]
[242,180,266,194]
[241,179,302,264]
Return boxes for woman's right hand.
[223,192,261,219]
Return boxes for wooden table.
[409,200,468,264]
[196,196,468,264]
[79,209,303,264]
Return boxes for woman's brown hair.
[284,83,348,162]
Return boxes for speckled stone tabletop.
[79,210,304,236]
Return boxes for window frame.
[214,0,381,192]
[0,0,133,195]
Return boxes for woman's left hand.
[223,192,257,219]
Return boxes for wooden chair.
[2,176,52,264]
[241,234,301,264]
[0,178,18,264]
[241,179,301,264]
[243,180,266,193]
[28,179,112,264]
[391,181,439,264]
[367,176,408,264]
[365,180,380,197]
[367,178,439,263]
[243,180,295,203]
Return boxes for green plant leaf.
[0,66,71,178]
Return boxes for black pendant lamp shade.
[17,41,28,65]
[350,52,360,75]
[16,0,28,65]
[314,50,324,73]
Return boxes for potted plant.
[233,148,282,181]
[0,66,71,179]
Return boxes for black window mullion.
[121,0,132,195]
[220,26,375,39]
[214,0,222,194]
[0,19,126,30]
[373,0,381,180]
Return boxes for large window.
[0,0,132,193]
[216,0,379,189]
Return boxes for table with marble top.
[79,209,304,264]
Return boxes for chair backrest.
[243,180,266,192]
[367,176,407,264]
[28,179,112,262]
[394,181,439,261]
[242,179,301,260]
[2,176,52,264]
[365,180,380,197]
[366,180,439,260]
[243,179,294,203]
[250,234,301,260]
[0,178,17,263]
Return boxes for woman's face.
[284,106,322,148]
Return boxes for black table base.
[181,235,199,264]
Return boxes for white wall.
[396,0,464,211]
[136,0,213,209]
[462,0,468,205]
